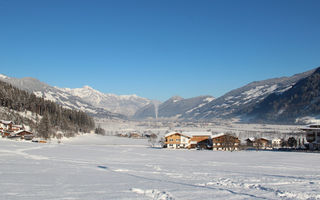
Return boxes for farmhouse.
[301,124,320,150]
[254,138,271,149]
[14,130,34,140]
[188,132,212,149]
[165,131,237,150]
[0,120,33,140]
[165,132,191,149]
[272,138,282,148]
[212,133,240,151]
[0,120,13,132]
[12,124,23,132]
[245,138,255,147]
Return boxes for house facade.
[301,124,320,150]
[254,138,271,149]
[165,132,191,149]
[272,138,282,148]
[212,133,240,151]
[0,120,13,133]
[188,132,212,149]
[165,132,239,150]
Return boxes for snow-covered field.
[1,135,320,200]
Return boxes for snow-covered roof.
[211,133,226,139]
[13,125,23,128]
[0,120,13,125]
[301,124,320,130]
[257,137,269,141]
[14,130,33,135]
[165,131,212,138]
[165,132,191,138]
[185,132,212,137]
[14,130,25,134]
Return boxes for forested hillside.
[0,80,95,138]
[248,67,320,123]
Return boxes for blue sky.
[0,0,320,101]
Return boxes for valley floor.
[0,135,319,200]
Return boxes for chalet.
[165,132,191,149]
[188,132,212,149]
[212,133,240,151]
[165,131,213,149]
[301,124,320,150]
[254,138,271,149]
[15,130,34,139]
[12,124,23,132]
[0,119,34,140]
[129,132,141,138]
[0,120,13,131]
[245,138,255,147]
[272,138,282,148]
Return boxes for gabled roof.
[165,132,191,138]
[246,137,255,142]
[165,131,212,138]
[186,132,212,137]
[0,120,13,125]
[256,137,269,141]
[211,133,226,139]
[14,130,33,135]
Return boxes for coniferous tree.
[37,113,52,139]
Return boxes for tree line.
[0,80,95,139]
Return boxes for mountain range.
[0,75,140,119]
[1,66,319,124]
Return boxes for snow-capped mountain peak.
[0,74,8,79]
[59,85,151,116]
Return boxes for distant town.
[3,117,319,152]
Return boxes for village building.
[212,133,240,151]
[272,138,283,148]
[14,130,34,140]
[165,132,191,149]
[188,132,212,149]
[0,120,13,132]
[0,120,33,140]
[129,132,142,138]
[11,124,23,132]
[301,124,320,150]
[165,131,238,150]
[245,138,255,147]
[254,138,271,149]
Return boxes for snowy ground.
[1,135,320,200]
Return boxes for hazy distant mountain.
[134,95,215,119]
[0,74,125,119]
[60,86,151,116]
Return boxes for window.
[169,139,173,142]
[176,139,180,142]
